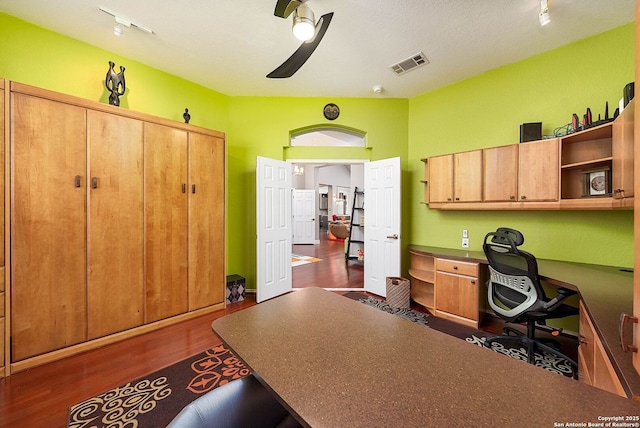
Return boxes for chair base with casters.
[482,227,579,380]
[484,320,578,379]
[167,374,301,428]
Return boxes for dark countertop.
[213,287,640,427]
[408,244,640,398]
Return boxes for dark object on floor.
[105,60,126,106]
[483,227,579,379]
[168,374,301,428]
[226,274,246,304]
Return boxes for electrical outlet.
[462,229,468,238]
[462,238,469,248]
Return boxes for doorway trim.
[289,158,368,292]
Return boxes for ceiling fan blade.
[274,0,302,18]
[267,12,333,79]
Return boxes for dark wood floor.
[0,230,361,428]
[293,230,364,288]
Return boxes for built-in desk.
[213,287,640,427]
[408,244,640,399]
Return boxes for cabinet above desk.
[408,244,639,399]
[420,100,635,211]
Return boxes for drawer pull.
[453,266,458,270]
[619,312,638,353]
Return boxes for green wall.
[0,12,634,291]
[226,97,408,287]
[0,13,230,131]
[0,13,409,290]
[408,23,635,267]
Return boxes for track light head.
[292,4,315,41]
[539,0,550,26]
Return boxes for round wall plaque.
[323,103,340,120]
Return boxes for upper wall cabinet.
[518,138,559,202]
[483,144,518,202]
[421,100,634,211]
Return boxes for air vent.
[389,52,429,75]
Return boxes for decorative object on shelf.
[624,82,634,107]
[557,102,615,137]
[519,122,542,143]
[323,103,340,120]
[583,168,610,197]
[105,61,126,107]
[183,108,191,124]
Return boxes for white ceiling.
[0,0,633,98]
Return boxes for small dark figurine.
[183,108,191,124]
[105,61,126,106]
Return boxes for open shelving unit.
[408,250,434,310]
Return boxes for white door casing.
[256,156,292,303]
[292,189,316,244]
[364,157,401,297]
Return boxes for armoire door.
[11,93,87,361]
[87,111,144,339]
[188,132,225,310]
[144,123,188,323]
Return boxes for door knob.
[386,234,399,239]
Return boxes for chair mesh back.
[487,265,537,319]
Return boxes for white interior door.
[364,157,401,297]
[256,156,292,303]
[292,189,316,244]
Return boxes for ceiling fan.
[267,0,334,79]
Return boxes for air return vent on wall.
[389,52,429,75]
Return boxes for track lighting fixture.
[539,0,550,26]
[100,6,155,36]
[292,3,315,41]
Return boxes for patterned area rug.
[67,345,250,428]
[347,292,577,378]
[292,254,322,267]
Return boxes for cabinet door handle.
[521,195,527,200]
[453,265,458,270]
[74,175,82,188]
[510,195,516,200]
[192,184,196,194]
[455,197,460,201]
[182,183,187,193]
[470,280,476,284]
[619,312,638,353]
[91,177,98,189]
[447,197,452,201]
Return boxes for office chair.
[482,227,578,379]
[167,374,301,428]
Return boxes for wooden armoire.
[1,81,225,375]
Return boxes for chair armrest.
[542,287,576,311]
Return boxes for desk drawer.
[436,258,477,277]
